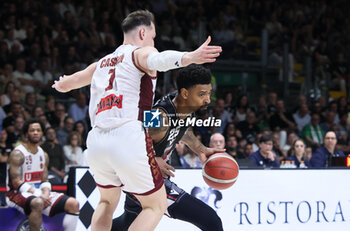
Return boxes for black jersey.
[153,92,189,160]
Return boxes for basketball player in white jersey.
[52,10,221,231]
[6,119,79,231]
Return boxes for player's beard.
[195,104,209,117]
[199,103,209,111]
[27,136,41,144]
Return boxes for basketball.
[202,153,239,190]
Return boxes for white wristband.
[19,182,31,193]
[147,51,186,72]
[40,182,52,191]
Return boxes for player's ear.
[139,27,146,40]
[180,88,188,99]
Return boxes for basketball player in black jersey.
[111,64,224,231]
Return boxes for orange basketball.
[202,153,239,190]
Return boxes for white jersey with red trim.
[14,144,45,188]
[89,44,157,129]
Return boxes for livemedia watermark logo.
[143,109,221,128]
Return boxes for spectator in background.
[211,99,232,134]
[330,52,348,92]
[3,103,25,146]
[233,95,249,123]
[41,127,66,184]
[0,129,12,163]
[311,101,325,123]
[4,28,24,52]
[224,92,234,118]
[293,103,311,134]
[321,111,336,133]
[286,139,309,168]
[236,111,260,144]
[209,133,226,149]
[305,146,313,162]
[243,143,253,158]
[309,131,345,168]
[248,134,280,168]
[51,103,67,129]
[269,99,296,132]
[56,116,74,147]
[237,137,248,155]
[68,92,88,122]
[9,115,25,145]
[318,96,328,114]
[226,135,244,159]
[252,133,263,152]
[73,120,87,150]
[337,96,348,116]
[255,95,270,131]
[0,64,14,91]
[59,0,77,17]
[282,131,297,154]
[44,95,56,126]
[335,113,350,153]
[33,59,53,94]
[23,92,37,119]
[337,113,350,137]
[267,91,277,118]
[292,95,308,114]
[63,131,84,173]
[328,101,340,125]
[223,122,242,141]
[272,131,287,161]
[0,81,16,107]
[302,113,324,149]
[12,58,37,94]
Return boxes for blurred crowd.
[172,92,349,169]
[0,0,349,179]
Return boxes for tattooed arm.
[181,127,225,164]
[148,109,169,143]
[148,109,175,177]
[8,150,34,193]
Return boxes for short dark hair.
[44,127,55,135]
[259,134,273,143]
[22,118,45,135]
[176,64,212,93]
[324,130,336,138]
[121,10,155,33]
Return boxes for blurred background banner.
[71,167,350,231]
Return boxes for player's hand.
[199,147,226,164]
[52,75,68,93]
[182,36,222,66]
[155,157,175,178]
[40,194,51,209]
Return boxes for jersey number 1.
[105,68,116,91]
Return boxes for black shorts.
[112,179,223,231]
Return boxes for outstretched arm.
[181,127,225,164]
[52,62,97,92]
[134,36,222,74]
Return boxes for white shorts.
[86,121,163,195]
[6,190,66,217]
